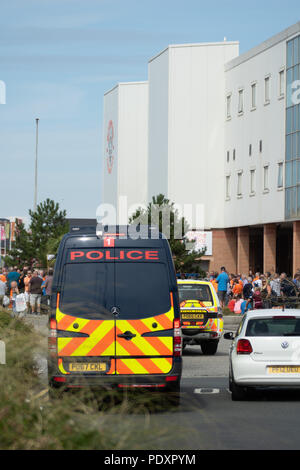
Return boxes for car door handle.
[117,331,136,341]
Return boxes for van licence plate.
[69,363,107,372]
[268,366,300,374]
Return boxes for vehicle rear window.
[246,318,300,337]
[178,284,213,304]
[115,263,171,319]
[60,263,114,319]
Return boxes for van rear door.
[56,248,116,376]
[114,248,175,375]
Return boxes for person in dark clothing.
[280,273,297,298]
[18,270,27,293]
[44,269,54,306]
[243,277,254,300]
[29,271,43,315]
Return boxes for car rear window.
[115,262,171,319]
[246,317,300,337]
[178,284,213,304]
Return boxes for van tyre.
[200,340,219,355]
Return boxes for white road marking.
[194,388,220,394]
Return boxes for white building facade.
[102,21,300,275]
[102,82,148,222]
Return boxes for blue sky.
[0,0,299,221]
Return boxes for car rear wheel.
[201,340,219,355]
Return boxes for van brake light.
[49,318,58,357]
[173,319,182,356]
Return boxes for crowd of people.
[207,267,300,314]
[0,266,53,315]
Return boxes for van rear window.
[115,263,171,319]
[60,263,114,319]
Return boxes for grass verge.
[0,309,192,450]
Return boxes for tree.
[129,194,206,274]
[4,219,34,267]
[29,199,69,266]
[5,199,68,267]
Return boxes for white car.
[224,309,300,401]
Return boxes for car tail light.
[237,339,253,355]
[217,307,223,319]
[173,318,182,357]
[48,318,58,358]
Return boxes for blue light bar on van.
[96,225,160,240]
[70,225,161,239]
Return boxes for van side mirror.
[224,332,235,340]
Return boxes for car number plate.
[181,313,205,320]
[268,366,300,374]
[69,363,107,372]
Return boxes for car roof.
[177,280,211,286]
[244,309,300,319]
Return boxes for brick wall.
[293,221,300,274]
[237,227,249,275]
[264,224,277,273]
[210,228,237,274]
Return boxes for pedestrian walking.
[29,270,43,315]
[216,267,229,309]
[44,269,53,307]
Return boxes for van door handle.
[117,331,136,341]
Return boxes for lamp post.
[34,118,39,212]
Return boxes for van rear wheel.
[201,340,219,355]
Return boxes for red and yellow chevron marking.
[56,310,115,357]
[115,309,174,359]
[107,359,116,375]
[116,357,173,375]
[58,358,69,375]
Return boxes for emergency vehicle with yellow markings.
[178,280,223,355]
[48,225,182,392]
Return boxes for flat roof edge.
[225,21,300,71]
[148,41,239,64]
[104,81,148,96]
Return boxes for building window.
[233,149,236,161]
[265,76,271,104]
[286,35,300,219]
[263,165,269,192]
[238,89,244,114]
[237,171,243,197]
[250,169,256,195]
[226,94,232,119]
[259,140,263,153]
[278,162,284,188]
[227,151,230,162]
[251,83,257,109]
[249,144,252,156]
[226,175,231,199]
[279,70,285,98]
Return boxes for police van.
[48,225,182,392]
